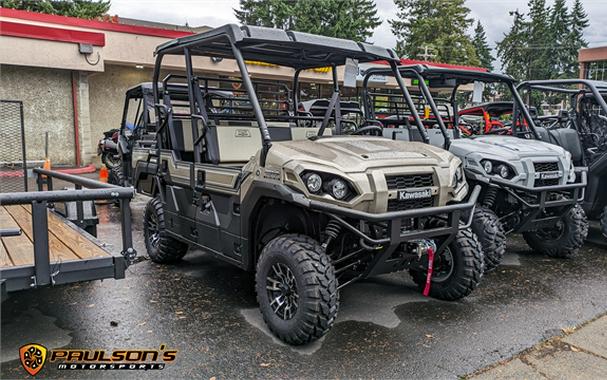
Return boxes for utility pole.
[419,45,437,61]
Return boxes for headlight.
[481,159,514,179]
[482,160,493,173]
[497,164,510,178]
[305,173,322,193]
[301,171,354,201]
[328,179,348,200]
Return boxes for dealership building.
[579,45,607,81]
[0,7,482,167]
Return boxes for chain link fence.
[0,100,28,192]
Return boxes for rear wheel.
[102,152,121,170]
[469,205,506,272]
[144,197,188,263]
[523,204,588,258]
[410,223,484,301]
[108,165,126,187]
[255,234,338,345]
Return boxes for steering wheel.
[349,125,383,136]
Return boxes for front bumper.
[291,184,481,277]
[469,167,587,232]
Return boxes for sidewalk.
[469,314,607,379]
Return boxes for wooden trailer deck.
[0,205,109,269]
[0,166,134,301]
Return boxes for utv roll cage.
[151,24,414,166]
[361,65,588,233]
[517,79,607,153]
[362,64,542,146]
[517,79,607,221]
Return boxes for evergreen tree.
[548,0,570,77]
[564,0,589,77]
[234,0,294,29]
[234,0,381,42]
[496,10,530,79]
[390,0,480,66]
[293,0,381,41]
[0,0,110,19]
[526,0,551,79]
[472,21,494,71]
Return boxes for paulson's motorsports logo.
[19,344,48,376]
[19,343,177,375]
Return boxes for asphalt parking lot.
[2,194,607,379]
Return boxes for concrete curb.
[467,313,607,379]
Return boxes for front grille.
[534,178,560,187]
[385,174,434,190]
[387,196,435,211]
[534,162,559,172]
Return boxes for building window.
[586,60,607,81]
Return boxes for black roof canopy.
[155,24,398,69]
[519,79,607,94]
[404,65,515,84]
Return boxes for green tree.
[234,0,381,42]
[496,10,530,79]
[526,0,551,79]
[548,0,570,77]
[472,21,493,71]
[234,0,294,29]
[0,0,110,19]
[390,0,480,66]
[564,0,589,77]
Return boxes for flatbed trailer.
[0,168,136,300]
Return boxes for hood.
[267,136,454,173]
[451,135,566,160]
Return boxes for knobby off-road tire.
[410,225,484,301]
[469,205,506,272]
[601,207,607,238]
[144,197,188,263]
[523,204,588,258]
[102,152,121,170]
[255,234,338,345]
[108,165,126,187]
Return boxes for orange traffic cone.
[43,158,51,171]
[99,165,109,183]
[40,158,51,181]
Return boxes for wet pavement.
[1,194,607,379]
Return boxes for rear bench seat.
[171,118,332,164]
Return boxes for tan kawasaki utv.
[131,24,484,345]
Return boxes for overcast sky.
[110,0,607,66]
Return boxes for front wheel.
[469,205,506,272]
[523,204,588,258]
[409,226,484,301]
[144,197,188,263]
[255,234,338,345]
